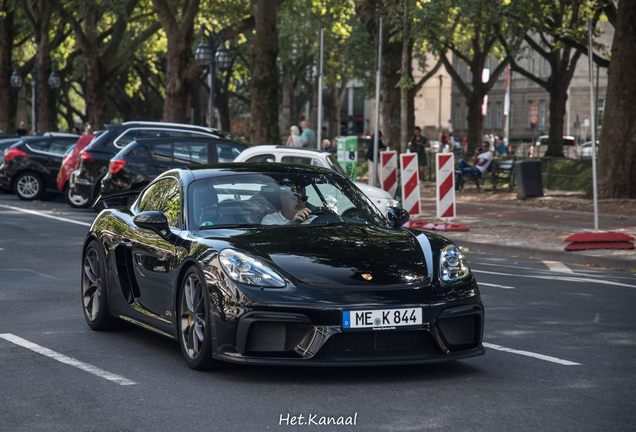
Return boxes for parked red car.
[57,134,95,207]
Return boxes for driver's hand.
[292,208,313,223]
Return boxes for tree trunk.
[399,0,410,154]
[250,0,281,144]
[85,56,109,130]
[216,75,231,132]
[597,0,636,198]
[325,82,340,140]
[545,77,568,158]
[34,9,52,132]
[0,5,17,134]
[466,91,484,155]
[280,62,292,143]
[162,34,198,124]
[381,35,402,150]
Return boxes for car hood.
[214,225,430,289]
[353,182,392,200]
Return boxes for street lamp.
[195,27,231,129]
[9,61,62,134]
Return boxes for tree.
[0,0,18,133]
[51,0,161,129]
[151,0,200,124]
[596,0,636,198]
[424,0,513,154]
[250,0,283,144]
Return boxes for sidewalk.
[414,183,636,272]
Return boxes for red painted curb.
[564,232,635,243]
[565,241,635,251]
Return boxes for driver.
[261,185,317,225]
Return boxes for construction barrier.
[436,153,456,221]
[400,152,421,217]
[564,232,635,251]
[380,150,398,199]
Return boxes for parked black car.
[100,136,248,199]
[70,121,244,209]
[0,136,79,199]
[0,137,22,153]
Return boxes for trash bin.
[515,160,543,200]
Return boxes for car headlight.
[219,249,286,288]
[439,244,470,284]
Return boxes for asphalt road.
[1,192,635,432]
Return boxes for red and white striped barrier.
[436,153,456,221]
[380,150,397,199]
[400,152,421,217]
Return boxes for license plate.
[342,308,423,329]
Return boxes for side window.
[216,142,244,162]
[25,140,48,151]
[138,178,181,228]
[282,156,312,165]
[150,143,173,162]
[114,130,137,147]
[49,140,75,155]
[173,141,208,164]
[246,154,275,162]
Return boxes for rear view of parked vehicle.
[57,134,99,208]
[0,136,79,200]
[100,136,248,201]
[70,121,243,210]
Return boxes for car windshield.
[326,154,348,177]
[189,171,386,229]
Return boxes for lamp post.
[195,27,231,129]
[10,61,61,134]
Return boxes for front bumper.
[212,301,485,366]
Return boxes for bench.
[459,156,516,191]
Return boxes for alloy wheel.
[180,274,207,359]
[82,247,101,321]
[16,174,41,199]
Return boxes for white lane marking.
[479,282,515,289]
[484,342,581,366]
[543,260,574,274]
[0,333,136,385]
[0,204,91,227]
[473,269,636,289]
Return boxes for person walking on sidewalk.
[455,140,493,191]
[366,131,386,186]
[300,120,316,149]
[410,126,429,186]
[286,125,301,147]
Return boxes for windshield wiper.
[199,223,261,229]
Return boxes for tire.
[178,266,224,370]
[81,240,116,330]
[14,172,45,200]
[64,183,90,208]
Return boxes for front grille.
[321,330,429,353]
[437,314,481,349]
[245,322,312,353]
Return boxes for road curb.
[454,239,636,272]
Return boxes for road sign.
[529,101,540,125]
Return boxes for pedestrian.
[72,126,80,134]
[321,139,332,152]
[300,120,316,149]
[462,136,468,156]
[409,126,429,186]
[286,125,301,147]
[366,131,386,186]
[441,131,448,146]
[455,140,493,191]
[15,121,28,136]
[83,122,92,135]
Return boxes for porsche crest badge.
[362,274,372,281]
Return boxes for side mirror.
[134,211,170,235]
[386,207,409,228]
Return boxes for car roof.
[178,162,339,181]
[240,145,330,155]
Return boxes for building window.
[455,103,462,131]
[496,102,503,129]
[541,58,549,77]
[485,103,492,128]
[597,99,605,128]
[530,49,536,75]
[466,65,472,82]
[539,100,546,128]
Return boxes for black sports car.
[83,163,484,370]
